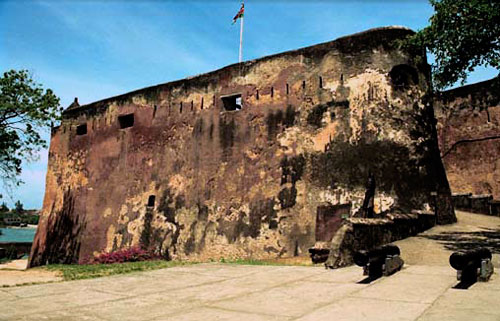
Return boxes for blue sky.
[0,0,498,209]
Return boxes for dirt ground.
[0,259,61,287]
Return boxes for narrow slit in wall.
[286,83,289,95]
[256,90,259,100]
[191,101,194,111]
[147,195,156,207]
[153,105,157,118]
[180,102,183,113]
[319,76,323,88]
[201,97,204,109]
[302,80,306,90]
[271,87,274,97]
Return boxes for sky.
[0,0,498,209]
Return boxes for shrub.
[83,246,160,265]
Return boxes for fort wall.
[434,76,500,198]
[29,27,455,267]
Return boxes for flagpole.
[239,8,244,63]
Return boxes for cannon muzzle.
[449,248,492,271]
[354,244,401,267]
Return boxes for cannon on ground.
[449,248,494,283]
[354,244,404,278]
[308,248,330,264]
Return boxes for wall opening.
[302,80,306,90]
[180,102,183,113]
[315,203,351,242]
[147,195,156,207]
[256,90,259,100]
[153,105,157,119]
[389,64,419,89]
[221,93,242,111]
[271,87,274,97]
[286,83,289,95]
[76,123,87,136]
[201,97,204,109]
[118,114,134,129]
[191,100,194,111]
[319,76,323,88]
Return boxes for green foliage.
[45,260,195,281]
[0,69,60,189]
[14,200,23,213]
[407,0,500,89]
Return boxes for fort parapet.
[29,26,455,267]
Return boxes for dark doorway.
[315,203,351,242]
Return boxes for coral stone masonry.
[29,27,456,267]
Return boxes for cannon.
[449,248,494,282]
[354,244,404,278]
[308,248,330,264]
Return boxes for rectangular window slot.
[191,100,194,111]
[180,102,183,113]
[319,76,323,88]
[256,90,259,100]
[302,80,306,90]
[286,83,289,95]
[271,87,274,97]
[201,97,204,109]
[76,123,87,135]
[153,105,157,119]
[221,93,242,111]
[147,195,156,207]
[118,114,134,129]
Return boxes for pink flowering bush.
[81,247,159,265]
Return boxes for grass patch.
[0,258,13,264]
[45,260,195,281]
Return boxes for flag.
[232,3,244,24]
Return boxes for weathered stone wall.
[451,193,500,217]
[325,212,435,268]
[435,76,500,198]
[29,27,454,267]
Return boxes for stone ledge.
[324,211,435,268]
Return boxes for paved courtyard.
[2,211,499,321]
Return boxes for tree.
[14,200,24,214]
[0,69,60,190]
[407,0,500,89]
[0,202,8,212]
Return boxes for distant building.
[3,216,21,226]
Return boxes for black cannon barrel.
[354,244,401,267]
[449,248,492,271]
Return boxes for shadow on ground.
[421,228,500,254]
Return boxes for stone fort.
[30,26,465,267]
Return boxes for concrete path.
[1,211,499,321]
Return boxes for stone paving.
[2,262,499,321]
[1,211,499,321]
